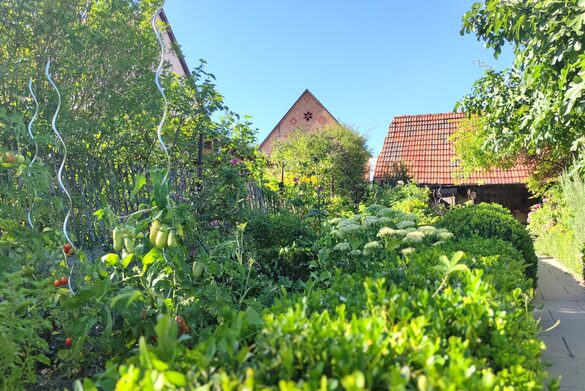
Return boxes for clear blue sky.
[164,1,512,156]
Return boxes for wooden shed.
[373,113,536,222]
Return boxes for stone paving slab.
[535,257,585,390]
[541,355,585,390]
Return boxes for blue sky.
[164,1,512,156]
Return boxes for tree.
[270,125,371,202]
[0,1,259,242]
[456,0,585,191]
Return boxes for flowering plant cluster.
[320,204,454,272]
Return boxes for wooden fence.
[50,158,281,247]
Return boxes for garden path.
[534,256,585,390]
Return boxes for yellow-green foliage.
[529,171,585,279]
[450,116,514,180]
[535,225,583,279]
[271,125,371,202]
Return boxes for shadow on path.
[534,257,585,390]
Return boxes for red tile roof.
[373,113,533,186]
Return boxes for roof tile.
[373,113,532,185]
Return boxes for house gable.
[157,9,190,77]
[259,89,339,155]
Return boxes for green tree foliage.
[451,116,510,175]
[528,171,585,278]
[457,0,585,187]
[0,0,163,157]
[270,125,371,203]
[0,0,256,175]
[0,0,258,236]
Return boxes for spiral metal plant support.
[151,9,174,267]
[26,79,40,229]
[46,60,75,294]
[151,8,171,184]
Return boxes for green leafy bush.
[560,172,585,247]
[434,238,531,293]
[369,182,439,225]
[245,210,317,280]
[436,203,538,284]
[84,228,548,390]
[534,226,583,278]
[528,172,585,279]
[0,270,53,388]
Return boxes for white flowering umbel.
[363,241,382,255]
[403,230,424,243]
[438,231,454,241]
[435,229,454,241]
[333,241,351,252]
[338,222,361,238]
[376,208,403,219]
[377,227,405,238]
[363,216,380,227]
[418,226,436,235]
[396,220,416,229]
[378,216,393,225]
[401,247,416,256]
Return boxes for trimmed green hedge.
[436,203,538,284]
[535,225,584,279]
[87,208,548,390]
[245,210,317,280]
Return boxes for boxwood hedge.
[436,203,538,284]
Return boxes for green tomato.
[192,261,204,279]
[124,237,135,252]
[124,226,136,238]
[149,220,162,245]
[22,266,35,276]
[155,225,169,249]
[167,230,178,247]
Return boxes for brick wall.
[260,90,338,154]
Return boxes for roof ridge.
[259,89,340,150]
[392,112,465,120]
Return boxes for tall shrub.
[529,171,585,279]
[270,125,371,203]
[560,171,585,248]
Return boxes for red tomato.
[63,243,72,252]
[60,276,68,286]
[65,337,73,347]
[53,279,61,287]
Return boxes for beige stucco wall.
[156,14,188,77]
